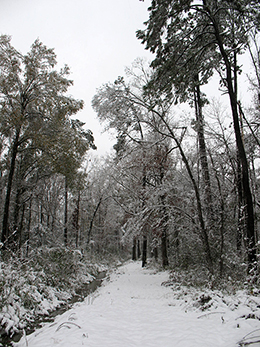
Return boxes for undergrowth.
[0,246,117,337]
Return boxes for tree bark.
[161,227,168,267]
[72,190,81,248]
[132,237,137,260]
[194,76,213,220]
[153,246,158,261]
[160,194,169,268]
[64,176,68,247]
[137,239,141,258]
[18,202,25,253]
[208,149,225,278]
[26,198,32,257]
[142,235,147,267]
[1,127,21,250]
[236,153,244,252]
[141,160,148,267]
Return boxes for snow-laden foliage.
[0,247,106,337]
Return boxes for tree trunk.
[208,149,225,278]
[137,239,141,258]
[142,235,147,267]
[87,196,103,244]
[161,227,168,267]
[13,185,26,251]
[216,30,256,271]
[18,202,25,253]
[235,53,244,253]
[174,225,180,265]
[172,132,213,273]
[64,176,68,247]
[26,199,32,257]
[231,90,256,269]
[236,153,244,252]
[141,162,148,267]
[72,190,80,248]
[211,13,256,271]
[13,188,21,233]
[194,76,213,220]
[250,155,259,246]
[1,128,20,250]
[160,195,169,268]
[153,246,158,261]
[132,237,137,260]
[151,109,213,273]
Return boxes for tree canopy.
[0,36,95,250]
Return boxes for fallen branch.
[238,338,260,346]
[238,328,260,346]
[55,321,81,332]
[197,311,225,319]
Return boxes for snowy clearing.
[14,261,260,347]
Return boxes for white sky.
[0,0,255,156]
[0,0,152,155]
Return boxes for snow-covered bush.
[0,246,105,337]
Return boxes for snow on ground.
[14,261,260,347]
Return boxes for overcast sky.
[0,0,152,154]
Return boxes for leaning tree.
[137,0,260,271]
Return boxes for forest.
[1,0,260,342]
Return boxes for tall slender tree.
[92,65,213,271]
[137,0,260,271]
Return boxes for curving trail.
[15,261,260,347]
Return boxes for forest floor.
[14,261,260,347]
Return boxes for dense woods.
[0,36,97,252]
[1,0,260,340]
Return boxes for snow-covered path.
[15,261,260,347]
